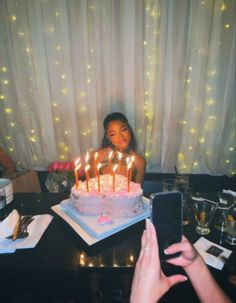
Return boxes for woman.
[90,112,146,185]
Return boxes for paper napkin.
[0,211,53,254]
[194,237,232,270]
[223,189,236,197]
[0,209,20,239]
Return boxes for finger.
[137,230,147,262]
[164,241,189,255]
[167,274,188,288]
[147,219,160,261]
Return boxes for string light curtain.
[0,0,235,175]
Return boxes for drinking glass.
[163,176,191,225]
[175,176,190,225]
[192,199,218,235]
[224,208,236,246]
[163,178,176,192]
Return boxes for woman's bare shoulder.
[132,151,146,165]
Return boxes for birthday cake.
[71,174,144,217]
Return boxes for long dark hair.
[101,112,137,151]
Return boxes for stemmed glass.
[224,208,236,245]
[192,199,218,235]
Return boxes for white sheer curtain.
[0,0,235,175]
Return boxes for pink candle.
[85,164,90,192]
[112,164,118,192]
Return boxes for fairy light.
[220,3,226,11]
[79,91,86,97]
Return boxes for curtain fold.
[0,0,235,175]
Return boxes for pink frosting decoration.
[97,215,113,225]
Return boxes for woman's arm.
[165,237,232,303]
[130,219,187,303]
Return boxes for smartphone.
[150,191,183,261]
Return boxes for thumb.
[167,274,188,288]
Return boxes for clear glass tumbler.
[192,199,218,235]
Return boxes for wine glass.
[224,208,236,245]
[192,199,218,235]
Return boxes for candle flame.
[97,163,102,170]
[74,156,81,166]
[76,162,82,170]
[113,163,118,173]
[85,151,90,163]
[117,151,122,160]
[85,164,90,172]
[126,156,130,164]
[108,150,114,160]
[127,161,132,170]
[131,155,135,163]
[94,152,98,160]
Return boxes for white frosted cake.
[71,174,144,217]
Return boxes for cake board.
[51,197,150,245]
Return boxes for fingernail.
[146,218,150,224]
[164,249,170,255]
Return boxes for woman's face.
[106,120,131,151]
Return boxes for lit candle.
[127,161,132,192]
[85,164,90,192]
[74,157,81,190]
[94,152,98,176]
[129,155,135,183]
[112,164,118,192]
[126,157,130,178]
[97,163,102,192]
[117,151,122,173]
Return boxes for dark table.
[0,193,235,303]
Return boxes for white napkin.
[194,237,232,270]
[223,189,236,197]
[0,212,53,254]
[0,209,20,239]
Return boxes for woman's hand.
[164,236,199,268]
[130,219,187,303]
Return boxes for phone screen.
[151,192,183,261]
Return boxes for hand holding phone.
[150,192,183,261]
